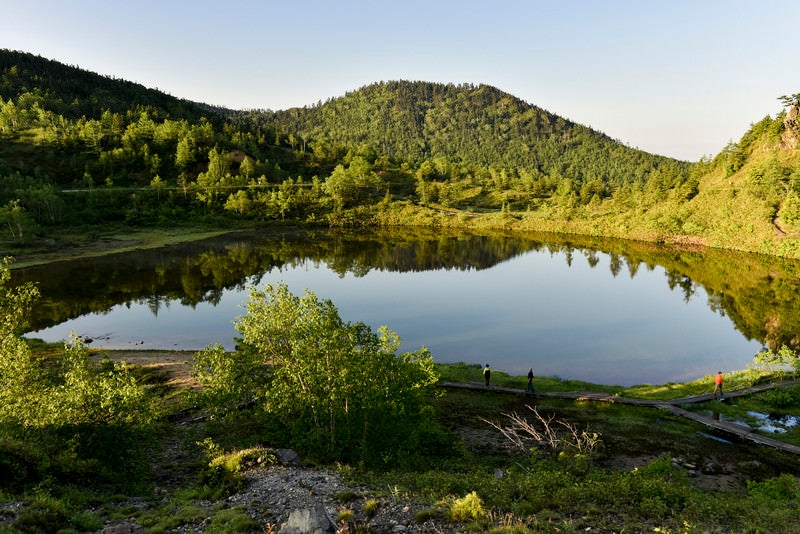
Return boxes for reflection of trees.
[608,253,622,278]
[12,227,800,352]
[666,272,696,303]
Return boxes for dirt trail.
[95,349,200,390]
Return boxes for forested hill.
[0,49,213,122]
[239,80,691,189]
[2,49,799,259]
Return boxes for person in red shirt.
[714,371,724,400]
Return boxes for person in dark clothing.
[527,367,535,393]
[483,364,491,387]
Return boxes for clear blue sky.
[3,0,799,161]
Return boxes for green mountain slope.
[0,49,212,121]
[516,101,800,257]
[244,80,691,190]
[1,49,799,259]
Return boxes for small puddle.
[746,411,799,434]
[701,409,798,434]
[696,431,733,444]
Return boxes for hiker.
[713,371,724,400]
[527,367,535,393]
[483,364,491,387]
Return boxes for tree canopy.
[194,282,441,463]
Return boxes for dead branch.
[481,404,601,455]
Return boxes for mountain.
[239,80,691,190]
[1,49,798,258]
[0,49,214,122]
[0,49,690,192]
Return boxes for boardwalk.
[439,380,800,456]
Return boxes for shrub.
[204,283,441,464]
[205,508,259,533]
[761,386,799,409]
[336,509,355,523]
[363,498,380,518]
[748,473,800,501]
[12,493,71,533]
[448,491,488,522]
[195,439,277,499]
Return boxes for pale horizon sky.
[3,1,799,162]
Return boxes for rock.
[278,448,302,466]
[702,461,723,475]
[100,524,145,534]
[781,103,800,149]
[280,505,338,534]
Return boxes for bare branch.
[481,404,602,456]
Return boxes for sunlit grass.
[437,363,786,402]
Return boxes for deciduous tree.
[195,283,439,462]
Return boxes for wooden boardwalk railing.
[438,380,800,456]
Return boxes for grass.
[4,350,800,533]
[435,361,785,400]
[347,372,800,532]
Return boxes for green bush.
[748,473,800,501]
[12,493,71,533]
[195,439,277,499]
[761,386,800,409]
[448,491,488,522]
[205,508,259,534]
[202,283,441,465]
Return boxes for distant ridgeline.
[0,49,799,258]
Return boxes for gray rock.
[280,505,338,534]
[100,524,145,534]
[278,448,302,466]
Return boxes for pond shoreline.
[8,224,301,268]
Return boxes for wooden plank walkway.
[438,380,800,455]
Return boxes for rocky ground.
[89,352,459,533]
[94,458,458,533]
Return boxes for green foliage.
[779,190,800,225]
[0,258,42,426]
[195,282,441,464]
[193,439,277,500]
[12,493,71,533]
[204,508,260,534]
[0,258,155,497]
[324,156,385,209]
[194,438,246,498]
[193,343,262,412]
[753,345,799,378]
[6,49,800,264]
[363,498,380,518]
[747,473,800,502]
[447,491,489,523]
[0,199,38,244]
[47,335,148,425]
[760,386,800,409]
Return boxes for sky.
[3,0,799,162]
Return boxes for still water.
[17,228,784,386]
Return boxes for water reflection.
[13,227,800,386]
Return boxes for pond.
[14,227,800,386]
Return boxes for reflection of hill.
[13,228,800,352]
[540,233,800,353]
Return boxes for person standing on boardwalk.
[527,367,535,393]
[713,371,724,400]
[483,364,491,387]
